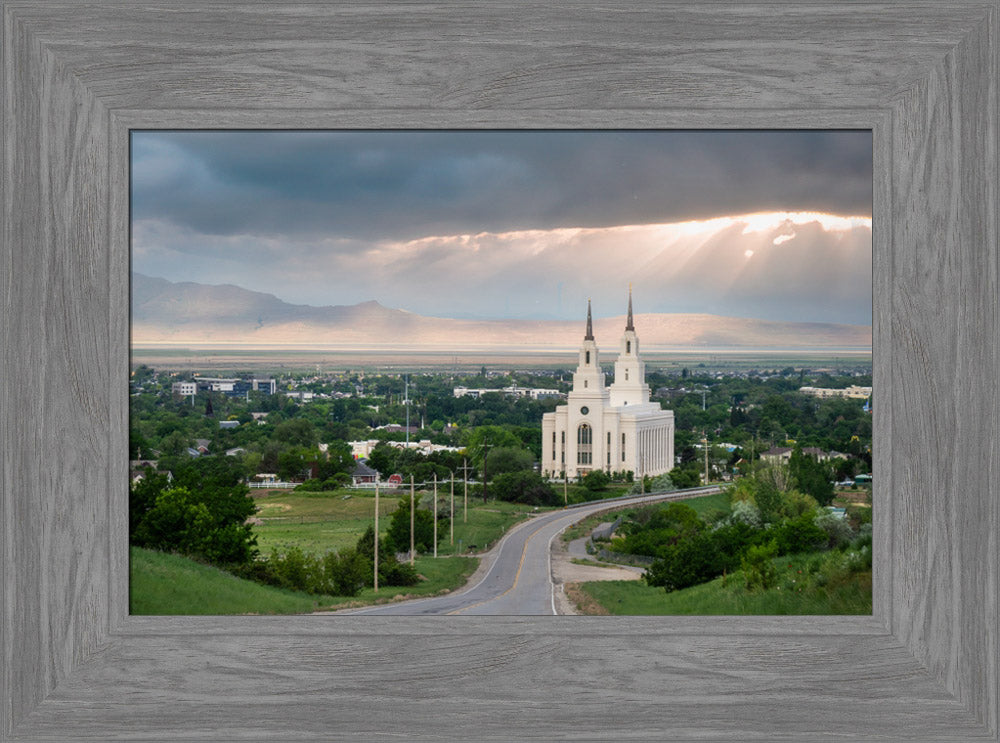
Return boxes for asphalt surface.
[341,486,720,616]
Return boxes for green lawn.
[573,550,872,615]
[131,546,478,615]
[251,490,398,555]
[675,490,731,518]
[253,488,552,558]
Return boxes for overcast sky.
[132,130,872,325]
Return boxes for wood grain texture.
[2,2,997,741]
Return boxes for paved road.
[342,486,721,616]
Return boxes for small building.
[798,385,873,400]
[760,446,837,463]
[350,461,380,487]
[759,446,794,463]
[253,378,276,395]
[171,381,196,396]
[219,420,240,429]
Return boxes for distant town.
[135,358,872,490]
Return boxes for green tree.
[490,471,560,506]
[383,495,438,555]
[462,425,521,468]
[484,446,535,476]
[273,418,318,448]
[582,469,610,492]
[668,465,700,489]
[789,449,835,506]
[130,456,257,565]
[129,468,171,538]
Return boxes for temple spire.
[584,299,594,341]
[626,284,635,331]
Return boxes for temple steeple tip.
[625,284,635,331]
[584,299,594,341]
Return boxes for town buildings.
[798,385,872,400]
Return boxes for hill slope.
[132,273,872,350]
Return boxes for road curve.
[340,486,721,616]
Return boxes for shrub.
[814,510,855,548]
[729,499,762,528]
[771,512,827,554]
[629,472,676,494]
[741,540,779,590]
[582,470,610,492]
[324,548,369,596]
[355,525,422,587]
[268,546,314,592]
[776,489,819,519]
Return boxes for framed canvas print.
[2,2,997,741]
[127,129,874,618]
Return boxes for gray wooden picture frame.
[2,2,997,740]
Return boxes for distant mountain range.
[131,273,872,351]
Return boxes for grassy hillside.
[131,546,477,615]
[561,490,731,544]
[570,549,872,615]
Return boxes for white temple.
[541,291,674,479]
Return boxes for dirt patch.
[563,582,611,615]
[550,537,643,614]
[256,502,292,513]
[555,558,643,584]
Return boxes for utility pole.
[432,473,438,558]
[404,375,410,449]
[461,458,470,523]
[373,482,379,593]
[450,473,455,545]
[409,474,415,565]
[563,470,568,506]
[702,432,710,485]
[481,436,490,504]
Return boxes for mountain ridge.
[131,273,872,350]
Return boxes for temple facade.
[541,291,675,480]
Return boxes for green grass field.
[130,546,478,615]
[573,550,872,615]
[251,490,397,555]
[252,488,553,558]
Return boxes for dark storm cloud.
[132,130,871,241]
